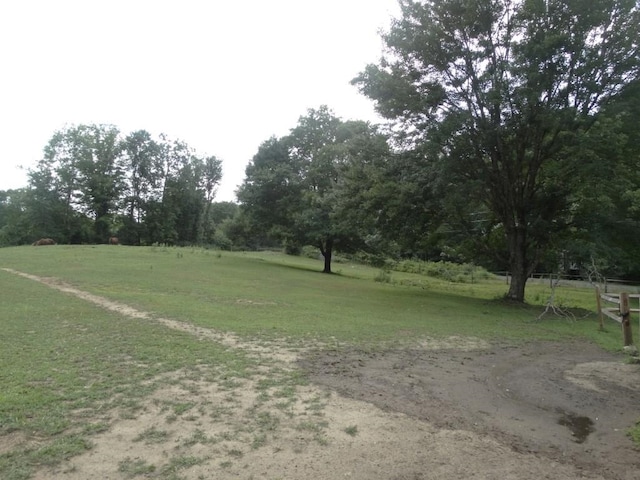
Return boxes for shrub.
[374,269,392,283]
[301,245,321,259]
[393,259,491,283]
[283,242,301,255]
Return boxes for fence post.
[619,292,633,346]
[595,287,604,331]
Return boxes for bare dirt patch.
[299,341,640,480]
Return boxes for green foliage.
[393,260,491,283]
[374,269,392,284]
[353,0,640,301]
[301,245,321,259]
[9,125,224,247]
[237,107,391,273]
[0,190,33,246]
[118,457,157,477]
[133,427,170,445]
[35,124,124,243]
[628,420,640,446]
[344,425,358,437]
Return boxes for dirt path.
[4,268,639,479]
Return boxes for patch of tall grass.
[391,259,492,283]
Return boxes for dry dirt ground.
[4,269,640,480]
[299,341,640,480]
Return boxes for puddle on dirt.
[557,411,594,443]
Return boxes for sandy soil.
[300,341,640,480]
[4,268,640,480]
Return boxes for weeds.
[256,412,280,432]
[133,427,170,445]
[182,429,214,447]
[118,457,156,477]
[344,425,358,437]
[251,433,268,450]
[629,420,640,446]
[160,455,206,478]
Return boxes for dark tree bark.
[319,237,333,274]
[505,226,530,301]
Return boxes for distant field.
[0,245,634,479]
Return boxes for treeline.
[0,125,234,247]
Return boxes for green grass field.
[0,245,627,345]
[0,245,635,478]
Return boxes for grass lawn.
[0,245,635,478]
[0,245,628,347]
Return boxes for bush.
[393,259,491,283]
[353,252,390,268]
[374,269,392,283]
[301,245,321,259]
[283,242,301,255]
[211,230,233,250]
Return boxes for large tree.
[153,139,218,245]
[197,156,224,244]
[32,124,124,243]
[238,107,390,273]
[29,125,123,242]
[120,130,164,245]
[353,0,640,301]
[563,79,640,278]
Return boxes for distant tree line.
[0,124,234,247]
[2,0,639,302]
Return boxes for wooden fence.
[595,288,635,346]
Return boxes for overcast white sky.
[0,0,399,202]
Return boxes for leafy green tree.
[34,124,124,243]
[237,136,303,247]
[562,80,640,278]
[353,0,640,300]
[0,189,32,245]
[238,107,390,273]
[120,130,164,245]
[336,145,443,260]
[208,201,238,226]
[30,134,83,241]
[148,139,222,245]
[20,125,223,247]
[200,201,238,247]
[198,156,224,243]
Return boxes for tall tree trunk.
[505,226,530,302]
[319,237,333,274]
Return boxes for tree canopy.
[237,106,391,273]
[353,0,640,300]
[3,124,224,247]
